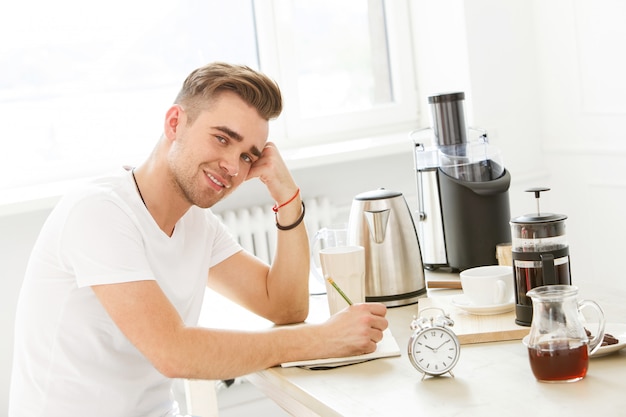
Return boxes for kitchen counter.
[202,270,626,416]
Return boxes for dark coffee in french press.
[510,188,572,326]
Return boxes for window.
[1,0,258,190]
[1,0,417,191]
[255,0,418,145]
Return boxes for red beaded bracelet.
[272,188,300,213]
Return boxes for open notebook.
[280,328,401,370]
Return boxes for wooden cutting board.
[418,296,530,345]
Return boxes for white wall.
[531,0,626,291]
[455,0,626,298]
[3,0,626,411]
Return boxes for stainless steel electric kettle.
[347,188,426,307]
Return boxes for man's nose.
[220,154,239,177]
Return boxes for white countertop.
[201,270,626,417]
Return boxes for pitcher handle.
[579,299,606,355]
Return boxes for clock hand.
[433,339,451,352]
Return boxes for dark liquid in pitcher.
[528,341,588,381]
[515,262,571,307]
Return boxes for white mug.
[319,245,365,315]
[460,265,514,306]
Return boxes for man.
[9,62,388,416]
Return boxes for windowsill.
[282,130,412,169]
[0,131,414,217]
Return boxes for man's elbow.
[151,353,189,379]
[271,301,309,325]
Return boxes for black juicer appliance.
[412,92,511,271]
[510,187,572,326]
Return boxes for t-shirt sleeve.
[61,196,155,288]
[205,210,243,268]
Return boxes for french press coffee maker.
[511,188,572,326]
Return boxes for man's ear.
[164,105,185,140]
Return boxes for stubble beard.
[175,169,234,209]
[167,141,235,209]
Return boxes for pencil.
[326,277,353,305]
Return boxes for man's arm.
[208,248,309,325]
[211,141,310,325]
[91,280,387,381]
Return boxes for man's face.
[167,91,269,208]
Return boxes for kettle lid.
[354,188,402,201]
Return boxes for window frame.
[253,0,419,147]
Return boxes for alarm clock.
[407,307,460,379]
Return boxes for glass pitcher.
[526,285,605,383]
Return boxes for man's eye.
[241,154,252,163]
[216,136,227,144]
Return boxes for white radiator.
[214,196,334,264]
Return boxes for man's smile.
[206,172,231,189]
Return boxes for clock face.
[409,327,460,375]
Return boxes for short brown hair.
[174,62,283,123]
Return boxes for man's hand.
[246,141,298,206]
[317,303,389,357]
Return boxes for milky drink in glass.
[320,245,365,315]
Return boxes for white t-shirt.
[9,170,242,417]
